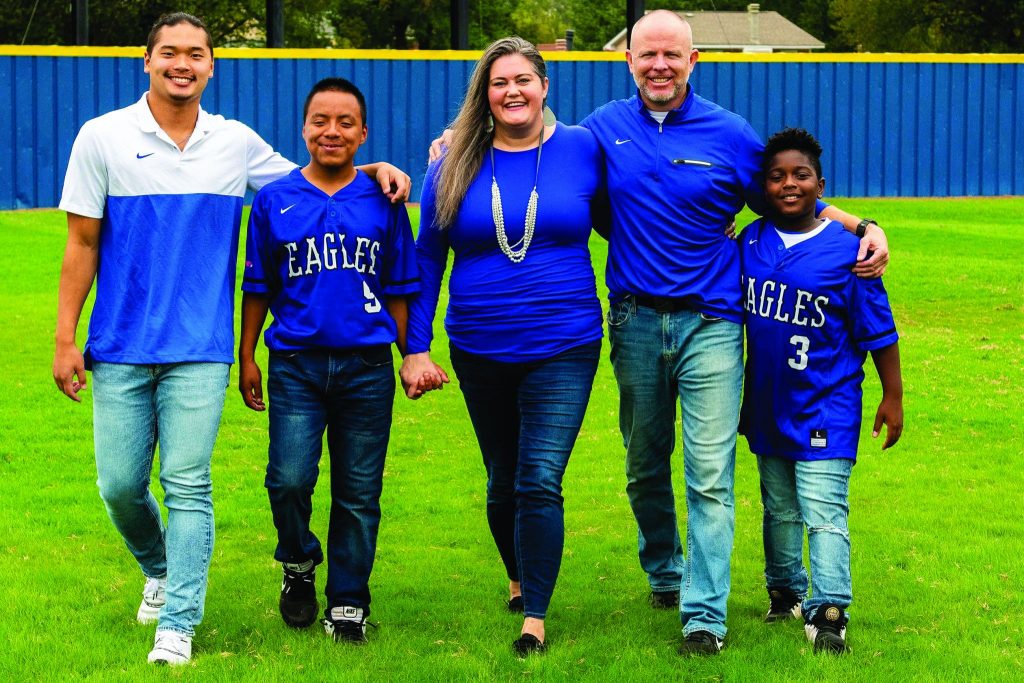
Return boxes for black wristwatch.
[855,218,876,238]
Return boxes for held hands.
[399,352,450,400]
[854,223,890,278]
[428,130,454,164]
[238,359,265,411]
[53,341,87,402]
[872,395,903,450]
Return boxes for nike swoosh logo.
[280,204,296,214]
[136,152,155,159]
[615,138,632,145]
[748,239,758,245]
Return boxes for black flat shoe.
[513,633,547,657]
[507,595,524,613]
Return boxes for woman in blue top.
[401,36,605,656]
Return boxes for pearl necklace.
[490,127,544,264]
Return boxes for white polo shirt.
[60,93,297,366]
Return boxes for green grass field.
[0,199,1022,681]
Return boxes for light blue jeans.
[757,455,853,622]
[608,300,743,639]
[92,361,229,637]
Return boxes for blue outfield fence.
[1,47,1022,209]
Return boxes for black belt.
[632,296,693,314]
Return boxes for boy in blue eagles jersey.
[238,78,420,644]
[738,128,903,654]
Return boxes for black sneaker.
[805,604,848,654]
[677,630,724,657]
[324,605,370,644]
[279,564,318,628]
[765,586,803,622]
[650,589,679,609]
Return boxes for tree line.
[3,0,1021,52]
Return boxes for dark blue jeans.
[265,347,394,616]
[450,340,600,619]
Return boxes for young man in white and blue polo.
[53,13,410,666]
[238,77,419,644]
[53,13,293,666]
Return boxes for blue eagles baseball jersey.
[738,218,898,461]
[242,168,420,351]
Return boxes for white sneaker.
[148,630,192,665]
[137,576,166,624]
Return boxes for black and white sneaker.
[805,604,848,654]
[323,606,370,644]
[279,563,318,628]
[765,586,803,622]
[677,630,724,657]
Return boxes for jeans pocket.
[700,312,724,322]
[606,300,634,328]
[357,345,394,368]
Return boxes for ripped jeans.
[756,455,853,622]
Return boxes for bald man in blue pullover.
[579,10,888,656]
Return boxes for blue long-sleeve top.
[407,122,605,362]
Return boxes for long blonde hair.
[432,36,547,230]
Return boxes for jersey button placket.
[326,198,339,230]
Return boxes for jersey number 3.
[363,281,381,313]
[788,335,809,371]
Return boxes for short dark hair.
[303,77,367,126]
[764,127,823,179]
[146,13,213,58]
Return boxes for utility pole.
[267,0,284,47]
[451,0,468,49]
[626,0,645,48]
[74,0,89,45]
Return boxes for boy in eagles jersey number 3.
[737,128,903,655]
[238,78,419,644]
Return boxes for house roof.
[603,9,825,52]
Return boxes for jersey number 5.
[363,281,381,313]
[788,335,809,371]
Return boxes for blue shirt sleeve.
[849,275,898,352]
[406,161,450,354]
[381,204,421,297]
[737,121,769,216]
[242,192,272,296]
